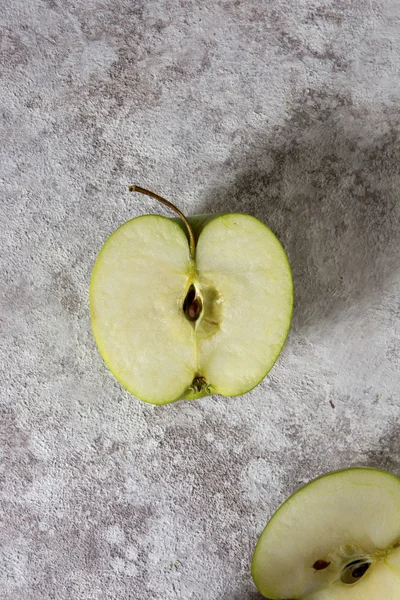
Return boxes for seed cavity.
[183,284,202,322]
[340,559,372,584]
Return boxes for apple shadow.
[199,91,400,336]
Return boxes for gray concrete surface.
[1,1,400,598]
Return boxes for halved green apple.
[252,468,400,600]
[90,186,293,405]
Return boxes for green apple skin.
[251,467,400,600]
[90,212,293,405]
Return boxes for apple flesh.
[252,468,400,600]
[90,190,293,404]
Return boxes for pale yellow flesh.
[196,214,293,396]
[252,468,400,600]
[90,213,293,404]
[91,216,195,404]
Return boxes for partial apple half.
[90,188,293,404]
[252,467,400,600]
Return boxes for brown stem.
[129,185,196,259]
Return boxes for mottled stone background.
[1,0,400,598]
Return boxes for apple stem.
[129,185,196,259]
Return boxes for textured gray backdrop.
[1,0,400,599]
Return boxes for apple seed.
[312,560,331,571]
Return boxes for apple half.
[90,186,293,404]
[252,468,400,600]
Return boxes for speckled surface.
[1,1,400,599]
